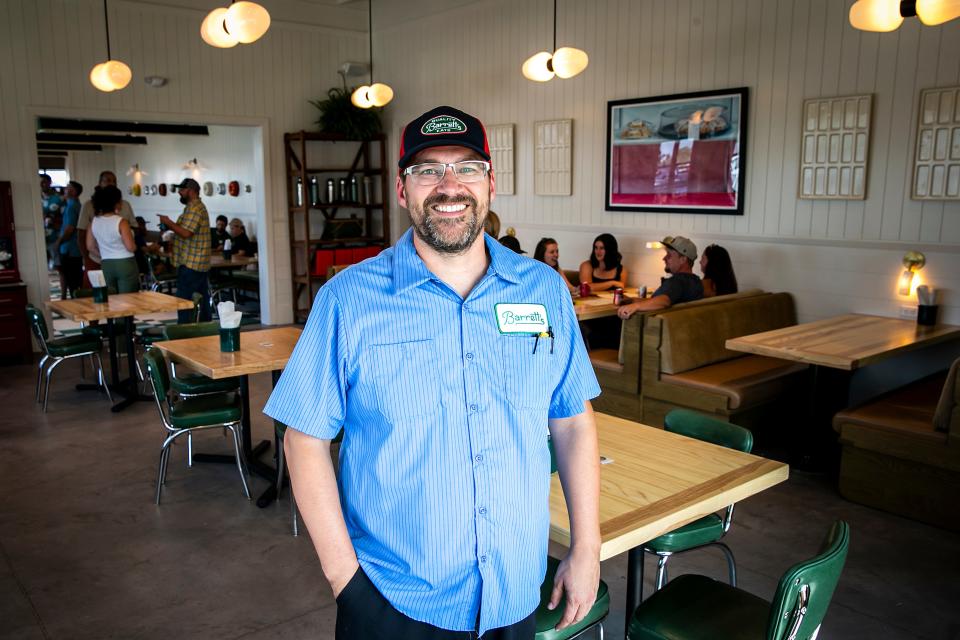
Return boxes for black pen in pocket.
[532,326,555,354]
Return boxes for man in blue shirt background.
[264,106,601,639]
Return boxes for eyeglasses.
[403,160,491,186]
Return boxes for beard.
[407,191,487,255]
[179,195,189,205]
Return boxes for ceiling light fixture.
[126,163,147,179]
[89,0,132,92]
[522,0,589,82]
[201,1,270,48]
[351,0,393,109]
[182,158,208,172]
[849,0,960,32]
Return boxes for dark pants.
[59,255,83,298]
[175,265,211,323]
[336,568,536,640]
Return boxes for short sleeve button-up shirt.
[264,229,600,634]
[172,199,211,272]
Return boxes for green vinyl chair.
[142,347,250,504]
[147,254,176,293]
[162,321,241,398]
[627,520,850,640]
[138,292,203,347]
[640,409,754,599]
[26,304,111,412]
[533,435,610,639]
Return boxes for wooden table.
[155,326,302,506]
[209,255,258,270]
[574,288,639,321]
[725,313,960,371]
[47,291,194,411]
[549,412,789,633]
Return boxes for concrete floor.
[2,357,959,640]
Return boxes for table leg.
[625,546,644,636]
[107,317,151,412]
[790,365,848,472]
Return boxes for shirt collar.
[391,227,522,295]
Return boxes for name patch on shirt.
[495,303,549,334]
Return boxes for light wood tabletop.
[155,326,302,379]
[47,291,194,322]
[574,288,638,321]
[725,313,960,371]
[550,412,789,561]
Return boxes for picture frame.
[798,94,872,200]
[605,87,748,215]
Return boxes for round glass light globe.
[351,86,374,109]
[103,59,132,90]
[522,51,555,82]
[368,83,394,107]
[848,0,904,32]
[201,8,239,48]
[916,0,960,25]
[225,1,271,44]
[89,63,114,92]
[552,47,588,79]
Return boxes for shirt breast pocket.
[369,339,441,422]
[500,337,554,411]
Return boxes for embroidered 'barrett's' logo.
[421,115,467,136]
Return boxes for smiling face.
[543,242,560,267]
[593,241,606,265]
[397,145,495,255]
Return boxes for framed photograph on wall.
[605,87,748,214]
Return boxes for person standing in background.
[86,185,139,293]
[160,178,211,323]
[54,181,83,299]
[77,170,138,287]
[40,173,63,271]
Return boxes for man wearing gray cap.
[617,235,704,319]
[160,178,211,322]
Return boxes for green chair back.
[765,520,850,640]
[664,408,753,453]
[25,304,49,342]
[548,436,558,474]
[142,347,171,398]
[164,321,220,340]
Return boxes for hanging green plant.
[310,87,382,140]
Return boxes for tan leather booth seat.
[832,358,960,531]
[589,289,765,423]
[640,292,805,427]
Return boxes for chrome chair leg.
[92,353,113,404]
[42,357,65,412]
[187,433,193,467]
[598,622,604,640]
[713,542,737,586]
[35,355,49,403]
[655,553,671,591]
[156,442,173,504]
[227,424,251,499]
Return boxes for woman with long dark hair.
[578,233,627,292]
[700,244,738,297]
[534,237,576,293]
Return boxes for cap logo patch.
[421,115,467,136]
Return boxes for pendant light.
[351,0,394,109]
[202,1,270,48]
[89,0,132,92]
[522,0,589,82]
[849,0,960,32]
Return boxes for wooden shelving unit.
[284,131,390,323]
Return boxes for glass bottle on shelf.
[309,177,320,207]
[350,176,359,202]
[295,177,303,207]
[326,178,335,204]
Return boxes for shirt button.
[465,352,474,360]
[475,454,483,463]
[479,507,487,515]
[480,555,487,563]
[463,302,472,311]
[469,404,478,412]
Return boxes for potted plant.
[310,86,382,139]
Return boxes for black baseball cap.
[398,106,491,171]
[174,178,201,192]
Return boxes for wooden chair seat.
[590,347,623,373]
[661,356,807,410]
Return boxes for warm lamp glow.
[201,8,239,48]
[552,47,589,78]
[849,0,904,31]
[645,241,663,250]
[522,51,555,82]
[367,83,394,107]
[916,0,960,24]
[89,63,114,92]
[897,269,916,296]
[102,59,132,89]
[224,1,271,44]
[351,85,374,108]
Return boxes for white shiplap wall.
[377,0,960,322]
[0,0,366,324]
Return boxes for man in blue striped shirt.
[265,106,601,639]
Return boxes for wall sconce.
[850,0,960,32]
[897,250,926,295]
[125,163,147,184]
[645,241,663,249]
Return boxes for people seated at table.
[579,233,627,292]
[211,214,229,250]
[534,237,576,294]
[498,234,525,254]
[86,185,140,293]
[700,244,738,297]
[617,235,703,320]
[228,218,253,256]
